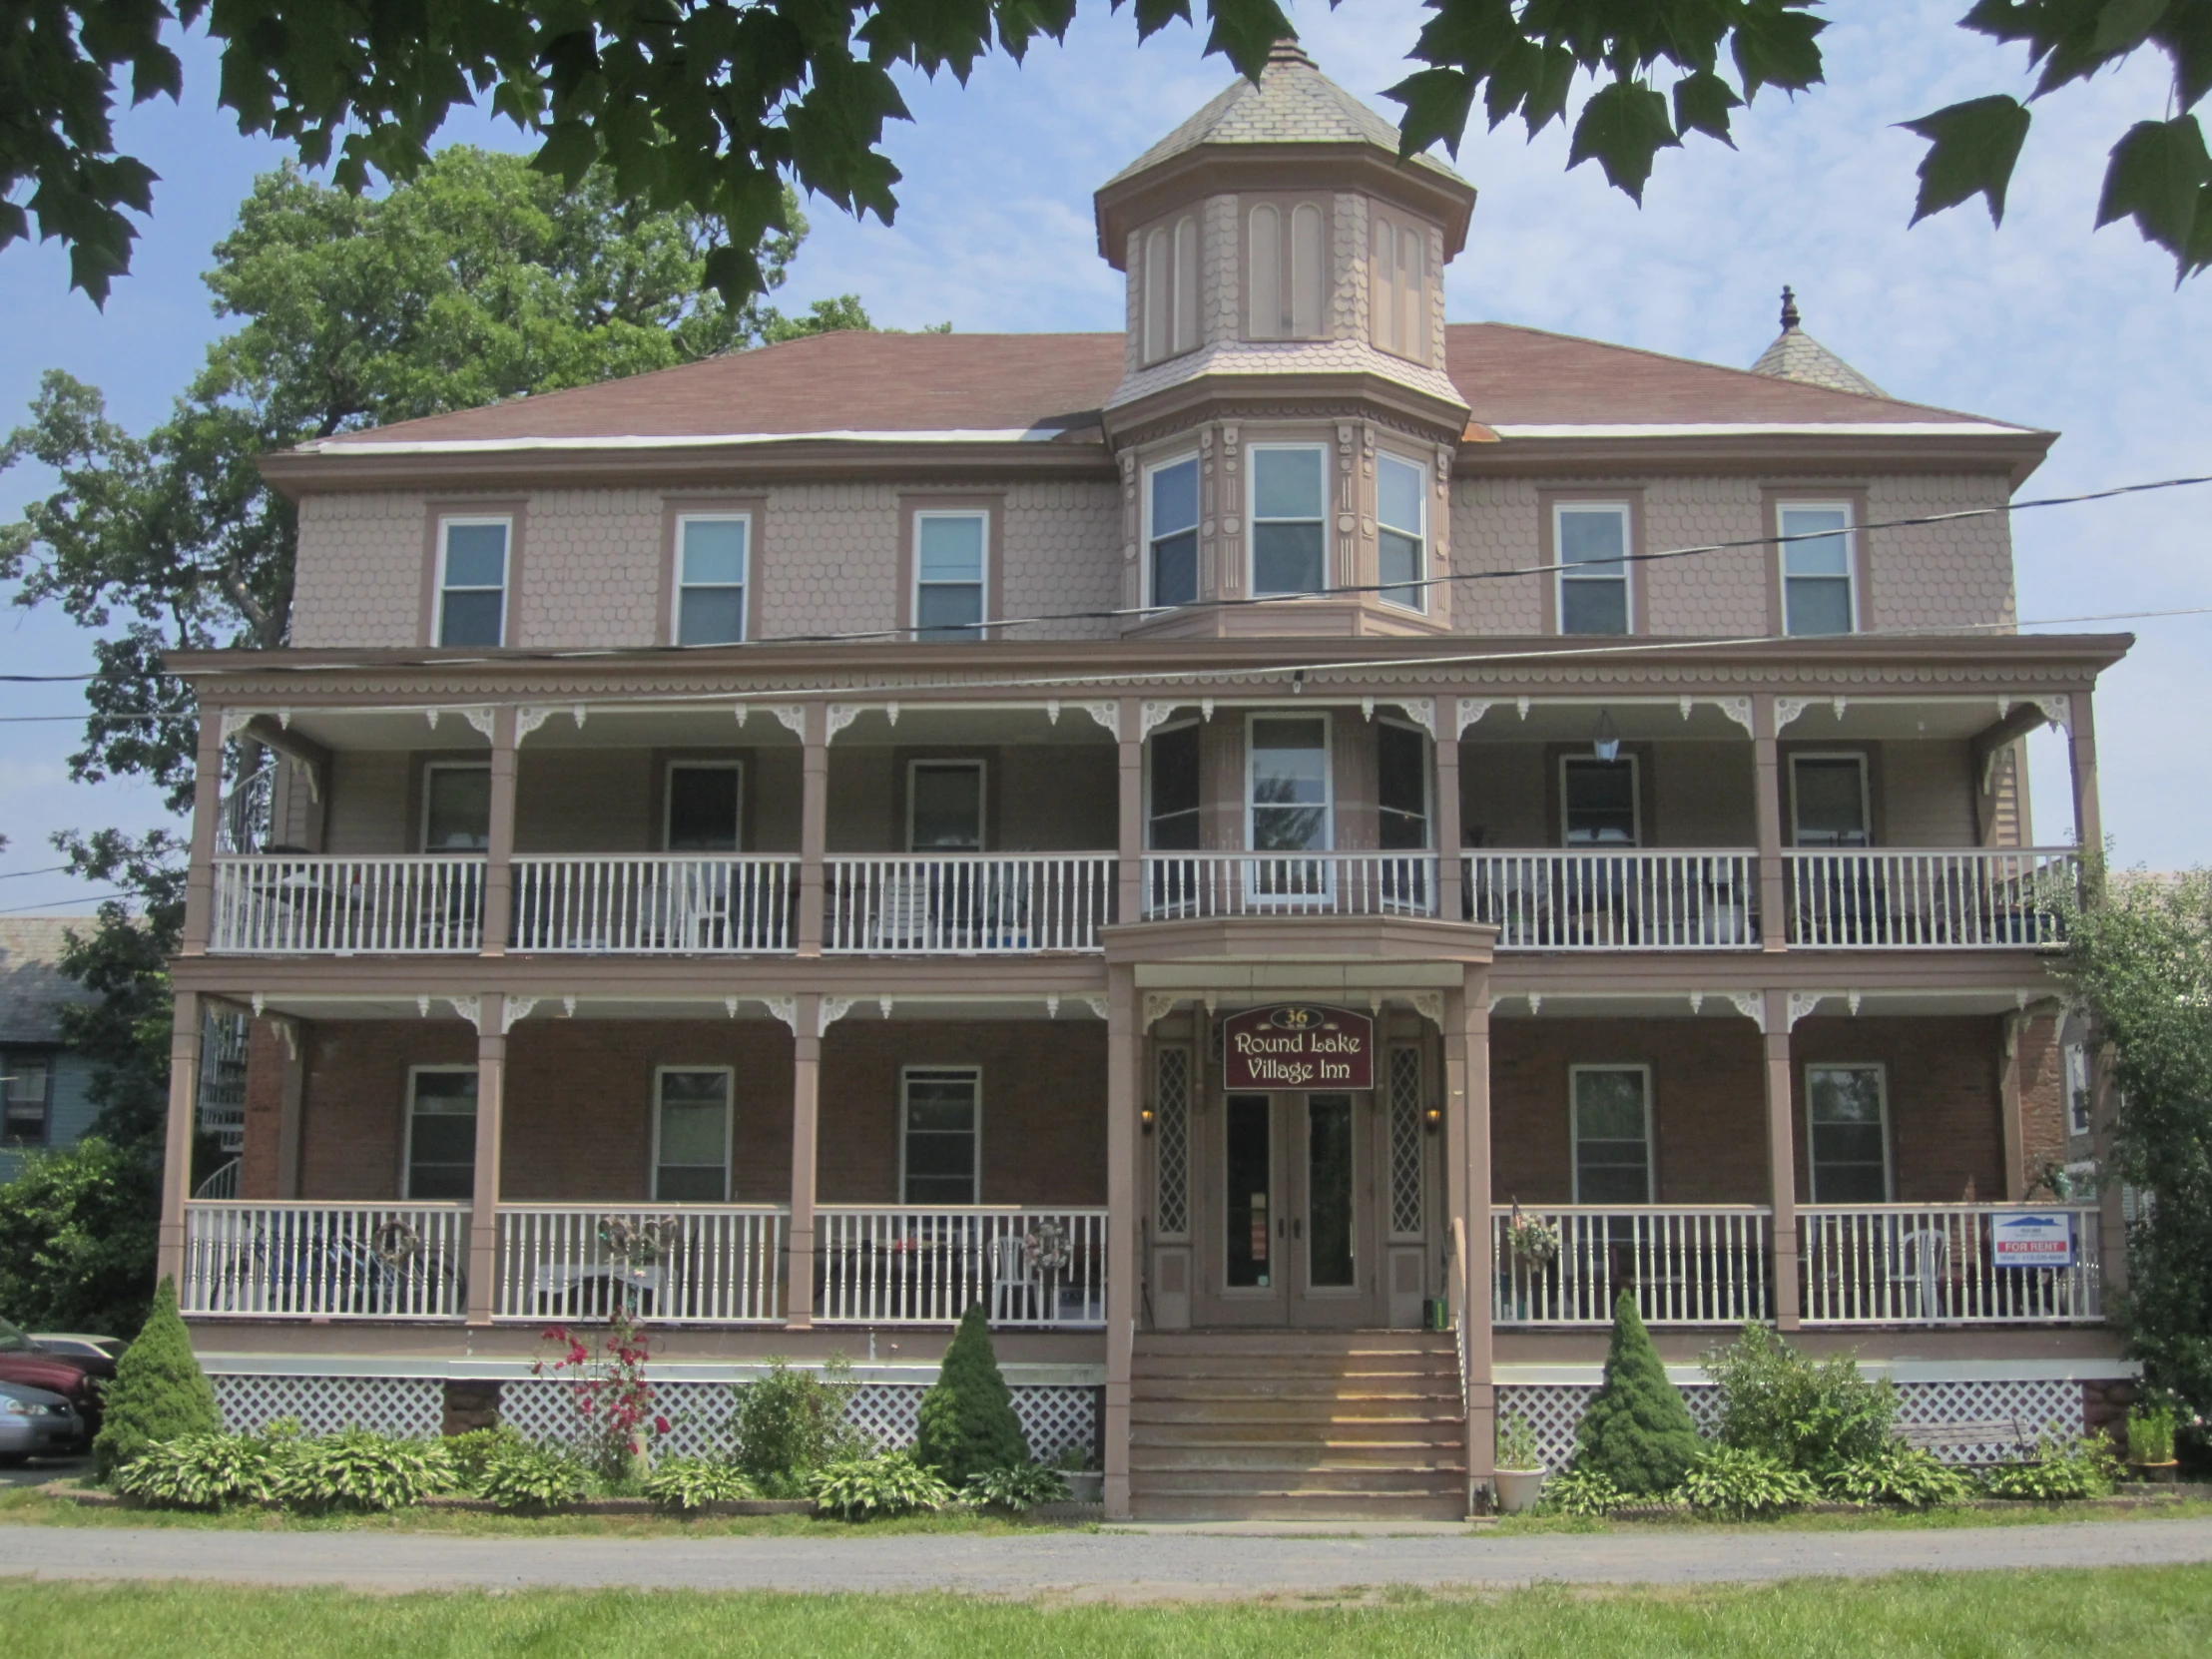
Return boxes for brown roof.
[313,322,2023,451]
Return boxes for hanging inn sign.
[1220,1004,1375,1091]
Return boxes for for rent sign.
[1220,1005,1374,1091]
[1990,1210,2074,1269]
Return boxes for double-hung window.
[902,1067,980,1205]
[1555,504,1630,635]
[422,764,492,852]
[436,518,510,647]
[666,763,742,851]
[1251,446,1327,597]
[2065,1042,2092,1137]
[1572,1065,1653,1203]
[1377,455,1426,610]
[1791,755,1870,847]
[1378,722,1428,849]
[1807,1064,1889,1202]
[913,512,986,641]
[405,1068,477,1200]
[675,515,749,645]
[654,1067,733,1202]
[1561,757,1639,845]
[1780,503,1856,636]
[908,761,985,851]
[1147,723,1202,850]
[2,1051,52,1146]
[1147,456,1200,608]
[1248,716,1331,854]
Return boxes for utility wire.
[0,891,129,915]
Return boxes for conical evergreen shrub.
[1571,1289,1704,1494]
[913,1304,1028,1485]
[93,1275,222,1480]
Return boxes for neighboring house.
[0,919,101,1182]
[154,42,2129,1517]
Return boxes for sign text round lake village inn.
[1219,1005,1375,1092]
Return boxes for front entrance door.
[1198,1092,1381,1326]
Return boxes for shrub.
[2127,1403,2178,1465]
[809,1450,955,1520]
[1572,1291,1703,1495]
[730,1357,863,1496]
[913,1305,1028,1488]
[642,1456,757,1512]
[1825,1442,1974,1508]
[443,1424,529,1494]
[112,1431,276,1510]
[1680,1445,1821,1518]
[1703,1322,1896,1479]
[1495,1414,1542,1471]
[92,1276,222,1481]
[1539,1465,1623,1517]
[963,1461,1070,1511]
[474,1439,590,1512]
[534,1308,667,1482]
[268,1428,455,1512]
[1981,1432,2120,1501]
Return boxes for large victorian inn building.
[160,43,2130,1518]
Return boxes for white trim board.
[192,1353,1107,1386]
[1496,1358,2139,1386]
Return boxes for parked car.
[0,1318,112,1444]
[28,1334,125,1363]
[0,1382,84,1464]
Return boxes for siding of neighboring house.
[0,918,103,1182]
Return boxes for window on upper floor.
[1147,455,1200,608]
[1248,202,1326,340]
[1147,723,1202,850]
[2065,1042,2092,1137]
[913,511,986,641]
[666,763,742,851]
[1572,1065,1653,1203]
[1250,445,1328,597]
[1555,504,1630,635]
[2,1051,52,1147]
[1143,215,1201,363]
[422,763,492,852]
[405,1067,477,1200]
[1377,454,1426,610]
[655,1067,733,1202]
[1248,715,1331,854]
[675,514,750,646]
[436,518,510,647]
[1791,754,1870,847]
[1780,502,1857,636]
[1378,722,1429,849]
[1562,756,1639,846]
[1370,214,1428,361]
[1807,1064,1890,1202]
[903,1066,980,1205]
[908,760,985,851]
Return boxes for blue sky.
[3,1,2208,916]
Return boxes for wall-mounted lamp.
[1139,1105,1156,1134]
[1423,1105,1443,1135]
[1591,710,1621,762]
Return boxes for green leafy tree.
[0,1138,160,1336]
[913,1305,1028,1486]
[2057,867,2212,1421]
[7,5,2210,305]
[1571,1290,1704,1495]
[92,1275,223,1481]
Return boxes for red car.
[0,1318,113,1446]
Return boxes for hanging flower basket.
[1024,1220,1072,1276]
[1503,1204,1560,1266]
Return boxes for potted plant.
[2126,1402,2179,1483]
[1493,1413,1546,1514]
[1056,1445,1103,1504]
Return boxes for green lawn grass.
[2,1568,2209,1656]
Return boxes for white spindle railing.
[825,855,1114,953]
[1801,1204,2102,1325]
[1491,1206,1772,1326]
[1140,852,1437,919]
[1465,851,1760,949]
[494,1205,787,1324]
[181,1202,469,1319]
[512,856,798,953]
[1786,849,2077,948]
[816,1207,1107,1327]
[210,855,485,953]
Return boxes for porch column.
[156,989,203,1288]
[2067,689,2102,874]
[180,708,226,956]
[1753,693,1787,953]
[1434,724,1463,923]
[1761,987,1801,1330]
[1103,962,1138,1519]
[2092,1036,2129,1299]
[275,1017,307,1199]
[785,993,823,1329]
[1116,696,1143,926]
[465,993,507,1327]
[480,707,519,956]
[1459,972,1495,1511]
[1998,1011,2027,1202]
[798,702,829,955]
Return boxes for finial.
[1267,36,1313,67]
[1780,285,1801,331]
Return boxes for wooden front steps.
[1129,1331,1467,1520]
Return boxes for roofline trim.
[298,427,1081,456]
[1488,421,2040,439]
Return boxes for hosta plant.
[642,1456,758,1512]
[809,1450,955,1520]
[1539,1464,1624,1517]
[1824,1442,1974,1508]
[963,1460,1070,1511]
[268,1429,455,1513]
[1980,1432,2120,1502]
[113,1432,276,1510]
[444,1424,530,1494]
[474,1440,591,1512]
[1680,1444,1821,1519]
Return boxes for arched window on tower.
[1143,215,1202,362]
[1373,214,1427,360]
[1249,205,1281,340]
[1248,201,1328,340]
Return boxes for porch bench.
[1898,1418,2031,1461]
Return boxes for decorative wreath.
[598,1216,680,1269]
[1023,1220,1072,1276]
[371,1219,422,1267]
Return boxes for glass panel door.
[1304,1094,1357,1290]
[1223,1094,1276,1291]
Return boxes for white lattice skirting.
[1496,1378,2085,1469]
[213,1373,1099,1465]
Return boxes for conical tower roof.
[1750,286,1888,398]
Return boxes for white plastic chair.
[990,1235,1041,1324]
[1891,1227,1950,1320]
